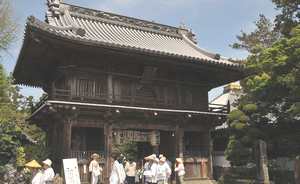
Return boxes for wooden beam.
[107,65,113,103]
[112,121,176,131]
[104,122,113,183]
[62,119,72,157]
[175,125,184,158]
[208,130,214,179]
[72,120,104,128]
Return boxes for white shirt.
[89,160,102,176]
[110,160,126,184]
[41,167,55,184]
[175,164,185,176]
[31,171,43,184]
[156,163,171,181]
[144,162,158,183]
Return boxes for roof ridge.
[69,10,182,38]
[62,2,183,36]
[181,33,219,60]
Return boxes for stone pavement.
[184,179,217,184]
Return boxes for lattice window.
[76,78,106,97]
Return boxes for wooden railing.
[184,149,209,157]
[31,94,48,113]
[31,88,229,115]
[69,150,105,163]
[213,151,225,156]
[49,87,229,113]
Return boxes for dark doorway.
[71,127,104,152]
[137,142,153,160]
[159,131,176,161]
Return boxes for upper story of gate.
[13,1,244,112]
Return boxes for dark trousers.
[126,176,135,184]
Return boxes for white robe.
[144,162,158,183]
[31,171,43,184]
[109,160,126,184]
[156,163,171,182]
[89,160,102,184]
[40,167,55,184]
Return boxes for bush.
[269,167,295,184]
[217,166,256,184]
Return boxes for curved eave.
[13,23,44,88]
[28,17,245,71]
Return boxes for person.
[156,157,171,184]
[41,159,55,184]
[110,153,126,184]
[89,153,103,184]
[174,158,185,184]
[125,158,137,184]
[25,160,43,184]
[143,154,158,184]
[53,174,64,184]
[158,154,171,169]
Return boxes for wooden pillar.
[51,122,58,156]
[107,67,113,103]
[62,119,72,158]
[175,125,184,158]
[208,130,214,179]
[104,123,113,183]
[295,156,300,184]
[256,140,270,184]
[47,125,53,147]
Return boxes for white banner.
[63,158,81,184]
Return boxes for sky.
[2,0,278,101]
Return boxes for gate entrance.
[159,131,176,161]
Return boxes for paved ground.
[185,180,217,184]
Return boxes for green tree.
[0,64,47,172]
[226,1,300,168]
[272,0,300,35]
[0,0,16,55]
[113,142,138,161]
[231,14,280,54]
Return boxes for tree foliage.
[113,142,139,161]
[226,1,300,168]
[0,1,46,171]
[231,14,280,54]
[0,65,46,169]
[272,0,300,35]
[0,0,16,56]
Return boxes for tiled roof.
[25,1,243,69]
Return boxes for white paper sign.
[63,158,81,184]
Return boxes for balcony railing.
[184,149,209,157]
[69,150,105,163]
[31,94,48,113]
[48,87,229,113]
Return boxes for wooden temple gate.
[13,1,244,183]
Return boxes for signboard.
[114,130,160,145]
[63,158,81,184]
[149,131,160,146]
